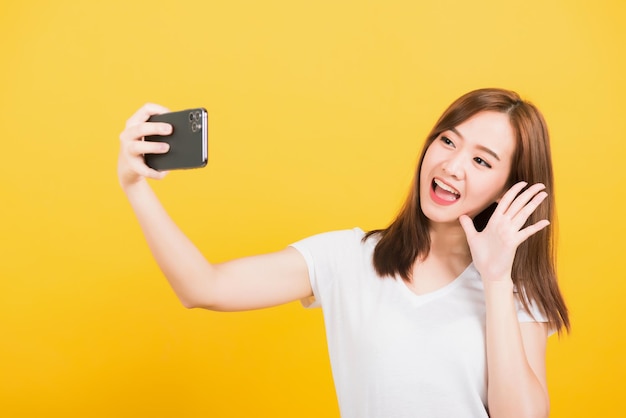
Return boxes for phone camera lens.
[191,122,200,132]
[188,112,195,122]
[193,111,201,121]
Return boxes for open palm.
[459,182,550,283]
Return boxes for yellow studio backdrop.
[1,1,624,417]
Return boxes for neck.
[427,221,472,261]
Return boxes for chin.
[427,217,463,227]
[420,204,461,225]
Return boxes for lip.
[429,177,461,206]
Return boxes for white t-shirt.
[290,228,548,418]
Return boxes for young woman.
[118,88,569,418]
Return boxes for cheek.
[418,147,435,180]
[482,174,510,204]
[420,145,439,172]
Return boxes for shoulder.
[289,228,375,308]
[290,227,370,254]
[289,227,376,280]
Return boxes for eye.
[440,136,454,147]
[474,157,492,168]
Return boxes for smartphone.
[144,108,208,171]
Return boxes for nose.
[442,155,465,179]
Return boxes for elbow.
[181,298,200,310]
[176,288,218,310]
[179,295,217,310]
[519,406,550,418]
[525,408,550,418]
[174,275,220,310]
[526,391,550,418]
[172,268,229,311]
[536,402,550,418]
[490,401,550,418]
[488,391,550,418]
[490,410,549,418]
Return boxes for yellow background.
[1,1,624,417]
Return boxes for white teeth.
[434,179,460,196]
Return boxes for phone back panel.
[145,108,207,171]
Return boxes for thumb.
[458,215,477,238]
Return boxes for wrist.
[482,279,516,315]
[482,278,515,293]
[479,267,514,285]
[120,177,150,196]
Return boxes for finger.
[504,183,546,218]
[511,192,548,230]
[129,159,168,180]
[493,181,528,216]
[516,219,550,244]
[509,191,548,231]
[125,103,171,128]
[128,140,170,156]
[459,214,478,239]
[146,169,168,180]
[120,121,172,143]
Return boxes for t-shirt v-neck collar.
[395,263,476,307]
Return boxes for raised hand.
[117,103,172,189]
[458,182,550,283]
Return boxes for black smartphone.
[144,108,208,171]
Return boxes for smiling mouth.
[432,179,461,201]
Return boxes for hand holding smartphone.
[144,108,208,171]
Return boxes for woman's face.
[419,111,516,226]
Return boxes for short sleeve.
[514,289,556,336]
[290,238,320,308]
[289,228,365,309]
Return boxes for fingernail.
[161,125,172,134]
[161,143,170,151]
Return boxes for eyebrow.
[449,127,501,161]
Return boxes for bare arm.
[483,282,550,418]
[460,182,552,417]
[118,104,313,311]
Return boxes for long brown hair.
[365,88,570,333]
